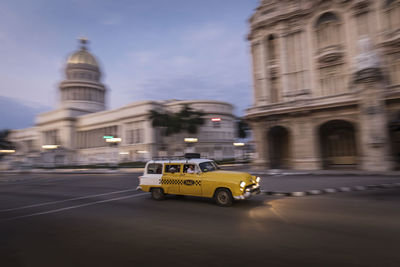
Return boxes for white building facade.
[8,40,236,167]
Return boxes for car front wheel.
[151,188,165,201]
[214,188,233,207]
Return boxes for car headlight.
[240,181,246,188]
[256,177,260,183]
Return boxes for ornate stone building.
[245,0,400,171]
[7,39,236,167]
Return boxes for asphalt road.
[0,172,399,267]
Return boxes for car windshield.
[199,161,219,172]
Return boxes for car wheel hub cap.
[218,192,227,203]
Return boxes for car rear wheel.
[151,188,165,201]
[214,188,233,207]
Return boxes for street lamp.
[233,142,245,147]
[105,137,121,169]
[106,138,122,143]
[184,138,198,143]
[184,138,198,154]
[233,142,246,161]
[0,149,16,153]
[42,145,59,149]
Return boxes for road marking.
[262,182,400,197]
[0,193,148,222]
[0,188,139,213]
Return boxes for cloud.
[0,96,51,129]
[108,22,252,114]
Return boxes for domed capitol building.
[8,39,237,166]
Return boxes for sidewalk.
[0,168,145,175]
[0,165,399,176]
[221,164,400,177]
[251,169,400,177]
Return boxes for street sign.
[103,136,114,139]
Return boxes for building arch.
[312,11,347,97]
[267,125,291,169]
[389,110,400,169]
[313,11,344,48]
[319,120,357,169]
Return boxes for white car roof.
[146,158,213,164]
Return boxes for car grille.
[245,184,257,191]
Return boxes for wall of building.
[246,0,400,171]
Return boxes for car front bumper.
[234,185,261,200]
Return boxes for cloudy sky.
[0,0,258,129]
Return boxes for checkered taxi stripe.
[159,179,202,186]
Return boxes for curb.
[250,171,400,177]
[0,169,144,175]
[262,182,400,197]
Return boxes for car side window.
[147,163,162,174]
[183,164,196,173]
[165,164,181,173]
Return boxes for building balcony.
[315,45,345,66]
[267,60,279,78]
[381,29,400,48]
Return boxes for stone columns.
[279,33,288,99]
[260,38,269,103]
[251,41,267,106]
[355,69,393,171]
[353,36,393,171]
[58,120,75,149]
[249,121,269,169]
[290,117,321,170]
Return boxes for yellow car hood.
[205,170,255,183]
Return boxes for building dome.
[67,50,99,67]
[66,38,99,69]
[59,38,106,113]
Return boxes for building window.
[316,12,342,50]
[319,64,345,96]
[270,77,279,103]
[355,12,370,37]
[315,12,346,96]
[384,0,400,33]
[267,34,276,61]
[284,31,307,93]
[43,130,59,145]
[126,128,143,144]
[212,121,221,128]
[387,52,400,86]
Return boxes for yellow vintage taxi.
[137,158,260,206]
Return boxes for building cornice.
[245,96,359,120]
[248,0,354,40]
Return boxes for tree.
[0,129,15,159]
[236,119,250,139]
[149,105,205,136]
